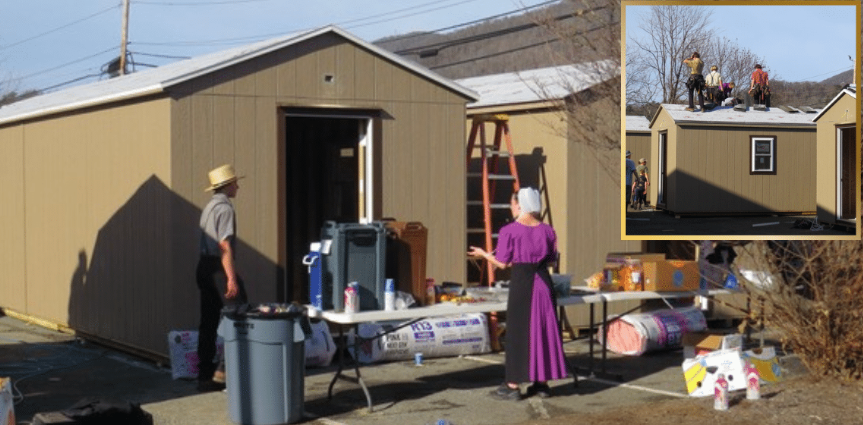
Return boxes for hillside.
[374,0,619,80]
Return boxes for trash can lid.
[221,303,307,319]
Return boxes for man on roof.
[683,52,706,112]
[749,64,771,107]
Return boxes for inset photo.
[622,1,860,239]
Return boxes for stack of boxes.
[594,253,701,292]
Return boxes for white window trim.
[751,136,776,173]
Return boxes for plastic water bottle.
[745,360,761,400]
[345,282,359,314]
[384,278,395,311]
[714,373,729,411]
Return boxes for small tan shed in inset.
[646,104,818,216]
[625,115,651,166]
[812,86,858,229]
[0,26,477,359]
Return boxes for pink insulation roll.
[598,307,707,356]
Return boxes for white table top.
[307,288,735,325]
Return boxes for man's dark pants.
[196,256,247,382]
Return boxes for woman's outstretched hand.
[467,246,487,258]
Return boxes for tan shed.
[0,26,477,359]
[813,86,858,228]
[646,104,818,216]
[457,63,644,329]
[625,115,651,165]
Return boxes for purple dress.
[495,221,568,383]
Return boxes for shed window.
[750,136,776,174]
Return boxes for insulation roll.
[598,307,707,356]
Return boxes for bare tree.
[703,36,765,101]
[627,5,714,104]
[521,0,622,183]
[734,240,863,380]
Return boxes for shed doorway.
[282,111,375,303]
[837,125,856,221]
[657,131,667,207]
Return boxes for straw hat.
[205,164,244,191]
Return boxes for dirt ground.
[519,374,863,425]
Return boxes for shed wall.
[815,94,857,224]
[169,32,469,327]
[625,131,650,166]
[671,125,816,214]
[0,125,26,312]
[0,99,173,354]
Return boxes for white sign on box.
[682,348,747,397]
[348,313,491,364]
[167,330,223,380]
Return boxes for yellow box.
[643,260,700,292]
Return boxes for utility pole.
[119,0,130,75]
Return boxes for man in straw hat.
[196,164,247,392]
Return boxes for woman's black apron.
[504,262,557,384]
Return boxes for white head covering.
[517,187,542,214]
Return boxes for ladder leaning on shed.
[465,114,520,286]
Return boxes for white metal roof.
[455,60,619,109]
[0,25,478,126]
[651,103,820,129]
[626,115,650,132]
[811,86,857,122]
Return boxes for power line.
[17,46,118,81]
[0,4,120,50]
[136,0,278,5]
[394,9,584,56]
[131,0,487,48]
[376,0,559,44]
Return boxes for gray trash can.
[218,304,309,425]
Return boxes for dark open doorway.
[282,111,372,303]
[838,125,856,220]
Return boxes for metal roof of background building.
[455,60,619,109]
[626,115,650,132]
[0,25,478,126]
[650,103,821,129]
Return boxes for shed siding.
[673,125,815,213]
[625,132,650,166]
[815,93,857,224]
[169,33,469,322]
[8,99,173,354]
[0,124,26,311]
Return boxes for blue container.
[303,242,325,309]
[320,221,388,312]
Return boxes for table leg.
[588,303,595,374]
[326,324,376,413]
[601,300,608,375]
[327,324,345,400]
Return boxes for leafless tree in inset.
[703,36,765,101]
[627,5,714,105]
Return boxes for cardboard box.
[606,252,666,263]
[682,331,743,359]
[643,260,700,292]
[742,346,782,383]
[682,348,747,397]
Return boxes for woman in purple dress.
[468,187,568,400]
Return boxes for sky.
[0,0,557,93]
[625,3,858,84]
